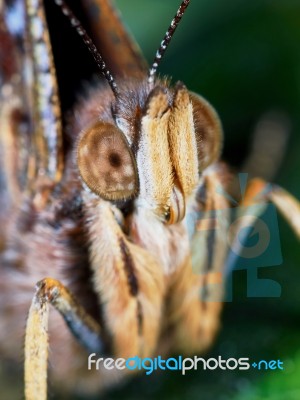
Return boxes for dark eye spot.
[109,152,122,168]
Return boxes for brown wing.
[0,2,21,211]
[25,0,64,184]
[0,0,64,210]
[81,0,148,79]
[0,0,33,208]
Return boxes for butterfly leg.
[24,278,103,400]
[84,199,165,360]
[240,178,300,238]
[165,165,230,354]
[225,177,300,276]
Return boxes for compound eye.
[77,121,138,201]
[189,92,223,171]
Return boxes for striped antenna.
[53,0,119,96]
[148,0,191,85]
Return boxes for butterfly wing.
[0,0,64,213]
[81,0,148,79]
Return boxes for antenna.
[148,0,191,85]
[53,0,119,96]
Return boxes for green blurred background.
[101,1,300,399]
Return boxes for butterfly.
[0,1,299,399]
